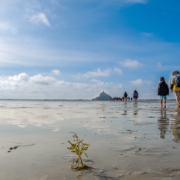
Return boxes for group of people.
[112,70,180,107]
[123,90,139,103]
[112,90,139,103]
[158,70,180,108]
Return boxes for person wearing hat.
[170,70,180,107]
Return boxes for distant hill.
[92,91,112,101]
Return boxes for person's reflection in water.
[77,175,82,180]
[171,109,180,142]
[158,109,169,139]
[122,102,127,115]
[133,102,138,115]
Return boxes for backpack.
[133,92,138,97]
[176,75,180,87]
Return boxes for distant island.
[92,91,112,101]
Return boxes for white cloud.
[119,59,143,68]
[114,67,123,75]
[0,73,125,99]
[124,0,147,4]
[83,68,111,78]
[30,74,57,85]
[130,79,151,86]
[30,12,50,26]
[52,69,61,75]
[131,79,143,85]
[9,73,29,82]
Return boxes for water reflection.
[158,109,169,139]
[122,103,127,115]
[77,175,82,180]
[171,110,180,143]
[133,103,138,115]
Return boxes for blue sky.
[0,0,179,99]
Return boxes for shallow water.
[0,100,180,180]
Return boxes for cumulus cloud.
[30,74,56,85]
[52,69,61,75]
[0,73,124,99]
[119,59,143,68]
[131,79,143,85]
[9,73,29,82]
[130,79,151,86]
[30,12,50,26]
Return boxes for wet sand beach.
[0,100,180,180]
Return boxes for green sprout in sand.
[67,132,91,170]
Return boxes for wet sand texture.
[0,100,180,179]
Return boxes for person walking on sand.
[170,70,180,107]
[133,90,139,103]
[124,92,128,102]
[158,77,169,108]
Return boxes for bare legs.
[160,99,166,108]
[160,99,163,107]
[164,99,166,107]
[175,93,180,106]
[134,98,137,103]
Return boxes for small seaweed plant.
[67,132,91,170]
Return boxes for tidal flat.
[0,100,180,180]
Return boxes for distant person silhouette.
[158,77,169,108]
[133,90,138,103]
[124,92,128,102]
